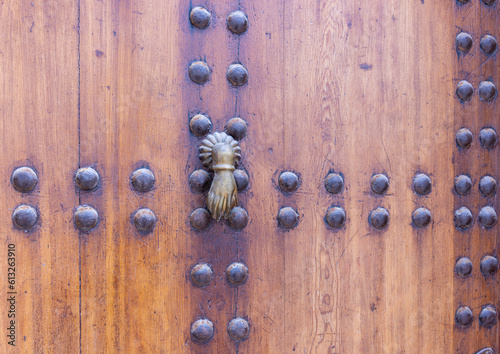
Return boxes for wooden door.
[1,0,498,353]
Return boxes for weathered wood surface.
[0,1,80,353]
[1,0,498,352]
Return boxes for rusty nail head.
[133,208,157,233]
[413,173,432,195]
[455,306,473,327]
[478,81,497,101]
[479,306,497,328]
[190,7,211,29]
[227,64,248,86]
[188,170,212,193]
[478,206,497,229]
[227,11,248,34]
[11,167,38,192]
[480,255,498,276]
[456,80,474,102]
[74,205,99,231]
[227,317,250,341]
[456,128,473,149]
[189,208,211,230]
[75,167,99,190]
[325,172,344,194]
[226,262,248,286]
[454,175,472,195]
[454,207,473,230]
[481,0,496,6]
[456,32,473,53]
[234,169,249,192]
[479,176,497,197]
[189,61,210,85]
[325,206,346,229]
[228,206,249,230]
[12,205,38,230]
[131,168,155,192]
[190,114,212,137]
[191,319,214,342]
[191,263,213,287]
[279,171,299,193]
[412,207,431,228]
[278,207,299,229]
[369,207,389,229]
[370,174,389,195]
[479,128,498,150]
[455,257,473,278]
[480,35,497,55]
[226,117,247,140]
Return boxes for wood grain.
[0,0,79,352]
[453,1,499,353]
[1,0,498,352]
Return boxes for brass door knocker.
[199,132,241,220]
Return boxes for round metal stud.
[478,206,497,229]
[370,174,389,195]
[75,167,99,190]
[454,207,473,230]
[457,0,470,3]
[456,80,474,102]
[479,176,497,197]
[74,205,99,231]
[454,175,472,196]
[234,169,249,191]
[369,207,390,230]
[480,255,498,276]
[189,170,212,193]
[131,168,155,192]
[189,208,211,230]
[226,262,248,286]
[189,114,212,137]
[413,173,432,195]
[190,263,213,287]
[412,207,431,228]
[480,35,497,55]
[11,167,38,192]
[479,306,497,328]
[325,207,346,229]
[479,128,498,150]
[227,317,250,341]
[278,207,299,229]
[133,208,157,233]
[455,257,473,278]
[228,206,249,230]
[189,6,211,29]
[455,306,473,327]
[189,61,210,85]
[227,11,248,34]
[325,173,344,194]
[481,0,496,5]
[226,117,247,140]
[12,205,38,230]
[478,81,497,101]
[456,32,473,53]
[191,319,214,342]
[278,172,299,193]
[227,64,248,87]
[456,128,473,149]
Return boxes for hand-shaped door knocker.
[199,132,241,220]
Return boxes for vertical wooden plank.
[453,1,499,353]
[236,0,286,352]
[281,0,456,352]
[0,0,79,352]
[80,0,240,352]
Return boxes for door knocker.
[199,132,241,220]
